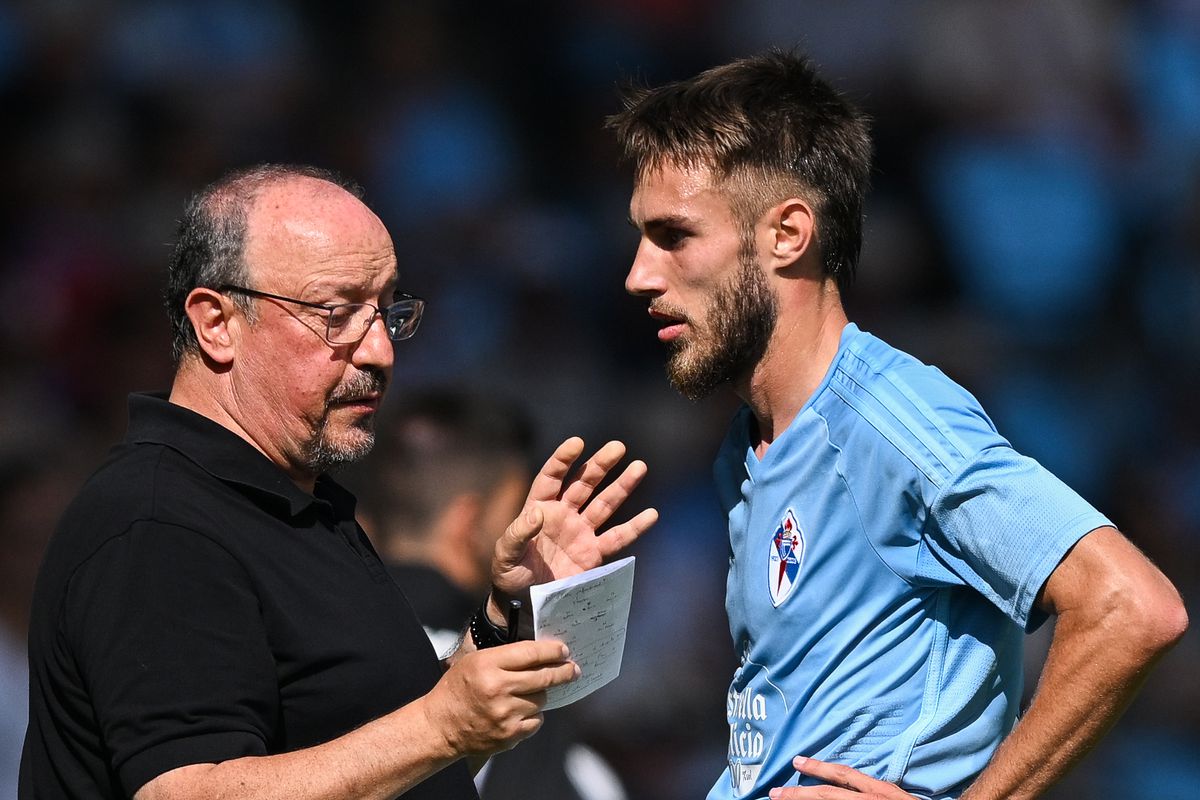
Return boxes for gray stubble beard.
[301,367,387,474]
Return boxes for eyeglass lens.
[325,299,423,343]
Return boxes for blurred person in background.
[0,453,82,800]
[20,163,656,800]
[609,51,1187,800]
[351,388,628,800]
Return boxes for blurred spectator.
[0,452,82,800]
[351,388,627,800]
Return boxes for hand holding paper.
[529,556,636,709]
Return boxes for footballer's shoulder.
[822,328,1009,483]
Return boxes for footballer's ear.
[184,287,237,365]
[767,197,816,270]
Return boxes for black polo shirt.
[20,393,479,799]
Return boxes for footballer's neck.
[741,288,848,458]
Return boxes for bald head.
[166,164,366,364]
[166,164,402,487]
[243,176,393,301]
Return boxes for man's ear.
[767,198,816,271]
[430,492,492,590]
[184,287,237,365]
[437,493,483,550]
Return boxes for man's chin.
[304,423,377,473]
[330,426,376,456]
[666,358,726,401]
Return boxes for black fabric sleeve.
[63,520,278,795]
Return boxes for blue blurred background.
[1,1,1198,798]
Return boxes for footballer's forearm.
[961,527,1186,800]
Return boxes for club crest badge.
[767,509,805,607]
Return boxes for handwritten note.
[529,556,635,710]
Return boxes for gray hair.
[165,163,363,363]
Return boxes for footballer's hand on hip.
[770,756,919,799]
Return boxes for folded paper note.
[529,556,635,710]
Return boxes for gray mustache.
[328,369,387,404]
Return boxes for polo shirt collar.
[124,392,353,519]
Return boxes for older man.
[353,389,629,800]
[21,164,656,800]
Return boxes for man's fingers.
[795,756,872,790]
[495,505,544,567]
[596,507,659,557]
[434,644,574,758]
[487,639,573,670]
[491,505,543,589]
[782,756,911,799]
[477,641,580,696]
[581,458,648,528]
[525,438,586,503]
[512,712,544,739]
[768,789,863,799]
[560,440,627,510]
[509,660,581,696]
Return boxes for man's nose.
[625,238,666,297]
[351,313,394,370]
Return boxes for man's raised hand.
[491,438,657,605]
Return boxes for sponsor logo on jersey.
[727,653,788,796]
[767,509,805,607]
[729,759,763,795]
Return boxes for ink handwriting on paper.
[529,556,635,710]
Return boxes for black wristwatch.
[469,596,512,649]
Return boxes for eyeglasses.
[219,284,425,344]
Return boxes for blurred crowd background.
[2,1,1198,798]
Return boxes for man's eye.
[651,227,689,250]
[327,305,357,329]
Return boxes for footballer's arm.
[954,525,1186,799]
[774,526,1187,800]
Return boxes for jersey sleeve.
[920,445,1112,630]
[64,520,277,795]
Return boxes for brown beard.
[665,249,778,400]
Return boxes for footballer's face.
[625,163,778,400]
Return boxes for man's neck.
[738,292,848,458]
[169,360,318,493]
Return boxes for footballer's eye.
[648,224,691,251]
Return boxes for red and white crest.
[767,509,805,607]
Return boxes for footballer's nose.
[625,238,667,298]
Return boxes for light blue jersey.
[709,324,1110,800]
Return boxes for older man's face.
[231,177,398,482]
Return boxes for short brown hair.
[606,50,872,292]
